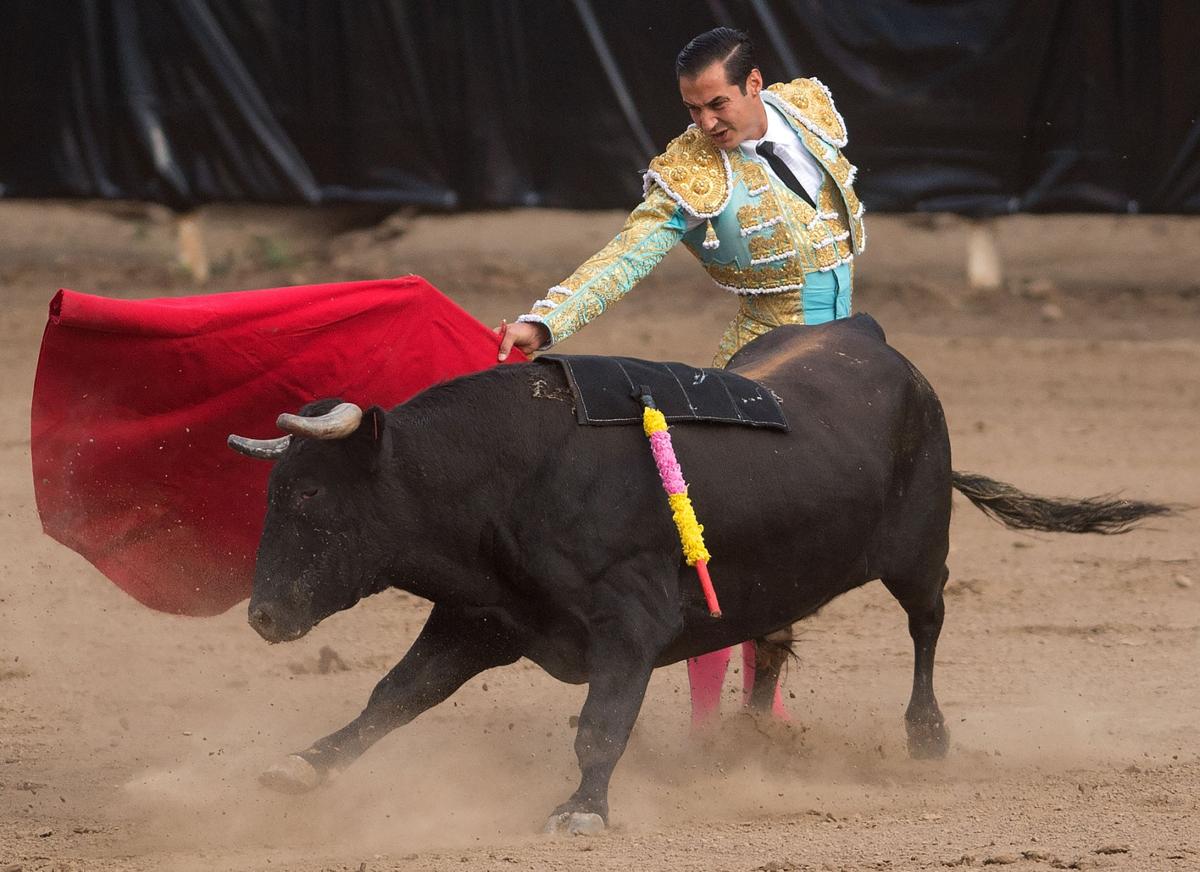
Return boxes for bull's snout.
[248,602,310,643]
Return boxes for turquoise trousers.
[800,262,853,324]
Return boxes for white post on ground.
[176,211,210,283]
[966,218,1003,291]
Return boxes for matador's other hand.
[496,319,550,361]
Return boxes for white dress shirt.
[682,101,827,230]
[740,102,825,202]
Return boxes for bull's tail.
[951,471,1178,534]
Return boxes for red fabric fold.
[31,277,521,616]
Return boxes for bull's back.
[728,314,890,391]
[728,315,931,451]
[684,314,950,572]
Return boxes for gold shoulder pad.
[644,126,732,218]
[765,77,848,148]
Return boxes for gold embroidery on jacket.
[748,226,796,264]
[765,78,848,146]
[713,292,805,368]
[740,290,807,326]
[794,127,864,253]
[740,162,770,194]
[818,182,840,214]
[707,255,807,291]
[646,127,729,215]
[736,193,784,234]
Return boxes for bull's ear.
[345,404,391,472]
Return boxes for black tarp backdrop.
[2,0,1198,213]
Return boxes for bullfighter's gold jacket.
[519,78,866,347]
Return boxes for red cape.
[31,277,522,616]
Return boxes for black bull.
[228,315,1170,833]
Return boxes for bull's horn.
[276,402,363,440]
[228,434,291,459]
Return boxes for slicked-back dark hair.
[675,27,757,93]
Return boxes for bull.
[228,314,1170,834]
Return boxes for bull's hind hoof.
[542,811,606,836]
[906,718,950,759]
[259,754,324,793]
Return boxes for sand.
[0,202,1196,871]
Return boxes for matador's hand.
[496,319,550,361]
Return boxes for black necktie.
[756,140,817,209]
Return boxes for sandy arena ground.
[0,203,1197,871]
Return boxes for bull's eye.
[299,488,318,501]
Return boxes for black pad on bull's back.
[539,355,788,430]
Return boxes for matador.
[498,27,866,726]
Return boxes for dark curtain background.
[2,0,1198,212]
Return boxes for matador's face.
[680,62,767,150]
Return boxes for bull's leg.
[745,626,793,717]
[545,596,670,835]
[261,604,521,793]
[883,566,950,758]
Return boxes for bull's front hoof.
[259,754,324,794]
[906,717,950,759]
[542,811,606,836]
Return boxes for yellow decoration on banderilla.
[640,398,721,617]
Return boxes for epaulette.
[764,77,848,148]
[643,126,732,219]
